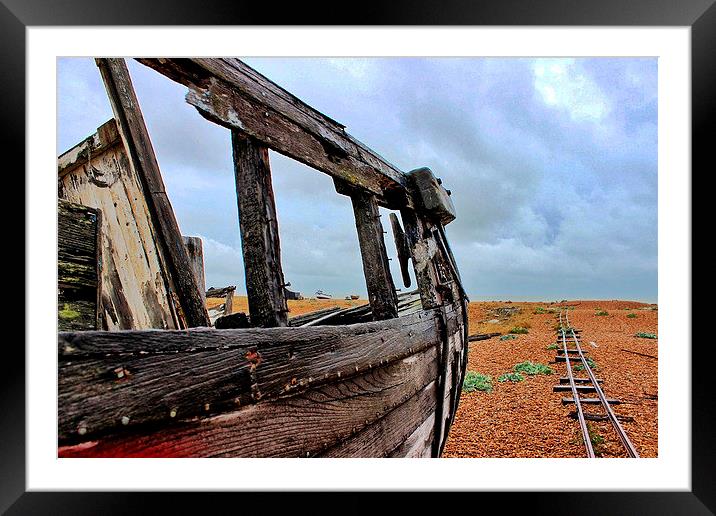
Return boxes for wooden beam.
[182,236,206,306]
[96,58,209,328]
[58,346,438,457]
[232,131,288,327]
[58,308,441,443]
[318,381,437,458]
[136,58,410,208]
[58,199,100,331]
[400,208,442,309]
[467,332,501,342]
[349,188,398,320]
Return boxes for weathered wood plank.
[287,306,342,326]
[58,308,442,442]
[136,58,410,208]
[467,332,501,342]
[58,199,99,331]
[96,58,209,328]
[58,345,438,457]
[434,327,460,455]
[232,132,288,327]
[400,208,442,309]
[57,118,121,178]
[318,380,437,458]
[389,413,435,458]
[348,188,398,320]
[182,236,206,306]
[205,286,236,298]
[59,128,178,330]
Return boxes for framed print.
[4,0,710,513]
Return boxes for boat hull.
[58,301,467,458]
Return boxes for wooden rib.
[136,58,410,208]
[232,131,288,327]
[96,58,209,328]
[182,236,206,306]
[58,308,442,442]
[349,188,398,320]
[400,208,442,309]
[58,346,438,458]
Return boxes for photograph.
[57,56,657,459]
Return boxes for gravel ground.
[209,296,657,457]
[443,300,658,458]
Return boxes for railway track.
[556,310,639,458]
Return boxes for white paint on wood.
[59,124,179,330]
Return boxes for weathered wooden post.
[344,186,399,320]
[96,58,210,328]
[232,131,289,327]
[399,208,443,309]
[182,236,206,306]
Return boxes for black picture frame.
[4,1,708,513]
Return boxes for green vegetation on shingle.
[513,361,553,376]
[498,372,525,383]
[463,371,493,393]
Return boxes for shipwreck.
[57,58,468,458]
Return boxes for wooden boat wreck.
[57,58,468,458]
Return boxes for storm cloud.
[58,57,657,302]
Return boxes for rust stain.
[245,349,262,371]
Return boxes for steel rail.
[565,311,640,458]
[559,310,595,457]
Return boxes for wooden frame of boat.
[58,58,468,458]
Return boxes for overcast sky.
[58,57,657,302]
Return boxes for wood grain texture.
[400,208,442,309]
[232,132,288,327]
[349,188,398,320]
[59,345,438,458]
[182,236,206,306]
[58,308,442,443]
[136,58,410,208]
[58,199,99,331]
[59,129,178,331]
[318,380,436,458]
[389,413,435,458]
[96,58,209,328]
[58,118,121,178]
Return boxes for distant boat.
[315,290,332,299]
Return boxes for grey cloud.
[58,57,657,301]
